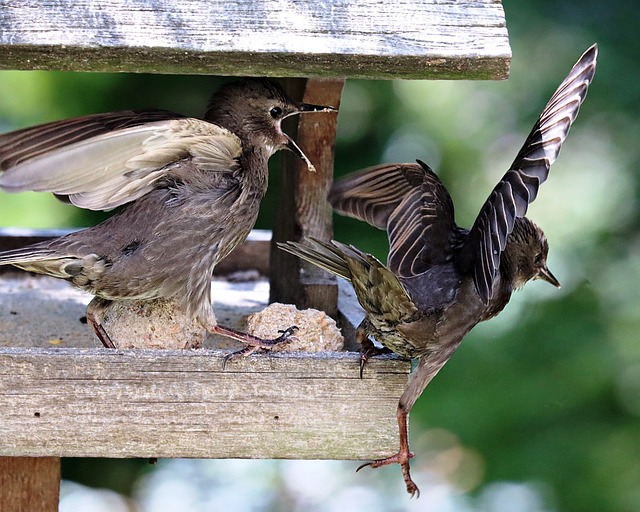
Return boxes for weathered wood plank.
[0,457,60,512]
[0,0,510,79]
[0,348,410,459]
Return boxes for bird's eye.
[270,106,283,118]
[534,253,543,265]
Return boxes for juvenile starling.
[0,79,335,350]
[279,45,597,496]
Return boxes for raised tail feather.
[0,246,57,266]
[277,238,354,282]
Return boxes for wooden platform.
[0,0,511,508]
[0,231,411,460]
[0,349,408,460]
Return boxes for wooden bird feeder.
[0,1,511,509]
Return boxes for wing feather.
[328,163,417,229]
[0,114,241,210]
[466,44,598,303]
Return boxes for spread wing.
[465,43,598,304]
[386,160,457,277]
[328,163,417,229]
[329,161,457,277]
[0,110,242,211]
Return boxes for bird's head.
[205,79,336,171]
[506,217,561,291]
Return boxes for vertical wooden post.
[0,457,61,512]
[270,78,344,318]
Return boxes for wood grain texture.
[0,457,60,512]
[0,348,410,459]
[0,0,511,79]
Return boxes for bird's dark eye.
[534,253,543,265]
[270,106,283,118]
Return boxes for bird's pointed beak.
[282,104,337,172]
[537,265,561,288]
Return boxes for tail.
[0,245,73,279]
[277,238,355,282]
[279,238,419,330]
[0,245,55,266]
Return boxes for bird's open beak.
[283,104,337,172]
[537,265,561,288]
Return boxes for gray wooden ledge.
[0,0,511,79]
[0,229,410,459]
[0,348,409,459]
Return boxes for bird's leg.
[86,297,116,349]
[358,327,392,378]
[210,325,298,364]
[356,405,420,498]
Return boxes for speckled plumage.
[0,79,335,348]
[280,45,597,497]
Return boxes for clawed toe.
[274,325,299,344]
[355,460,373,472]
[222,345,261,369]
[355,450,419,498]
[359,338,392,378]
[220,325,298,369]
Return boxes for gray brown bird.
[279,45,597,497]
[0,78,335,350]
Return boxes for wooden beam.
[0,0,511,79]
[0,348,410,459]
[0,457,60,512]
[270,78,343,317]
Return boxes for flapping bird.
[279,45,597,496]
[0,78,335,349]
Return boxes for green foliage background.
[1,0,638,510]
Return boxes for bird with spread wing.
[0,79,335,350]
[280,45,597,497]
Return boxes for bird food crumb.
[245,303,343,352]
[101,298,205,349]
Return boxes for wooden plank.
[0,0,510,79]
[0,457,60,512]
[0,348,410,459]
[270,78,343,317]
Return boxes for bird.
[279,44,597,497]
[0,78,336,351]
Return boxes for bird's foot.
[356,449,419,498]
[214,325,298,368]
[359,338,392,378]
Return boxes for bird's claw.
[221,325,298,369]
[359,353,367,379]
[222,345,261,370]
[274,325,299,344]
[355,451,419,498]
[358,338,392,378]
